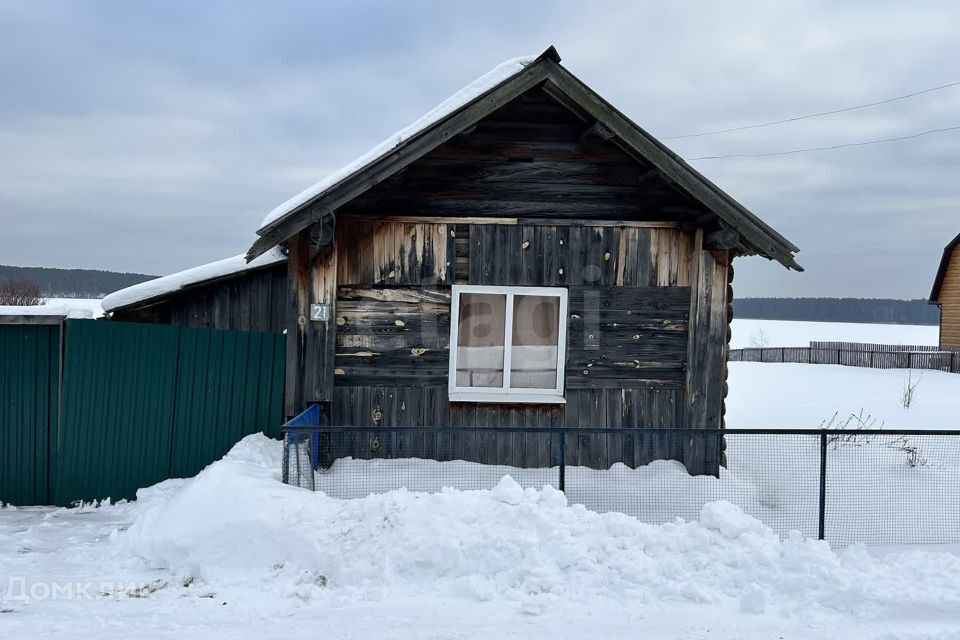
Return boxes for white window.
[448,285,568,404]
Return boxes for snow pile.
[121,435,960,619]
[258,54,536,230]
[101,248,285,312]
[0,297,103,319]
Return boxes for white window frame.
[448,284,568,404]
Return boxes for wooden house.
[930,231,960,348]
[104,47,801,475]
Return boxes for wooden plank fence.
[809,341,953,353]
[730,341,960,374]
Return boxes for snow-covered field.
[727,318,958,428]
[4,318,960,639]
[728,362,960,429]
[730,317,939,349]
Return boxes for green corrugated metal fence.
[57,320,181,504]
[169,326,285,479]
[0,319,284,506]
[0,324,60,505]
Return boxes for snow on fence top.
[101,248,286,313]
[258,54,537,230]
[0,297,103,319]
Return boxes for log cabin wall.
[314,217,728,473]
[333,219,695,389]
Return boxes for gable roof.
[930,231,960,302]
[247,46,801,271]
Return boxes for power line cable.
[686,124,960,160]
[664,80,960,140]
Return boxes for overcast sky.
[2,1,958,297]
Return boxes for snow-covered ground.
[0,297,103,319]
[727,362,960,429]
[4,435,960,639]
[730,317,938,349]
[4,318,960,638]
[726,318,959,435]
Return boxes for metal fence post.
[558,431,566,492]
[818,432,827,541]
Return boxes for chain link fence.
[282,425,960,546]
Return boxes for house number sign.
[310,303,331,322]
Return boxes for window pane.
[511,295,560,389]
[456,293,506,387]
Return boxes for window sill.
[448,392,566,405]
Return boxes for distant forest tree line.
[733,297,939,326]
[0,265,156,299]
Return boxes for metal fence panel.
[56,320,180,505]
[55,319,285,505]
[0,324,60,505]
[169,327,285,479]
[824,433,960,545]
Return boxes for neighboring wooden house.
[930,231,960,348]
[104,47,801,474]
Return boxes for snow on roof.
[258,54,537,231]
[101,248,286,313]
[0,297,104,319]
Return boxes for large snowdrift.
[119,435,960,619]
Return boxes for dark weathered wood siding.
[316,217,726,473]
[337,88,711,224]
[111,263,288,333]
[331,220,696,391]
[329,386,688,470]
